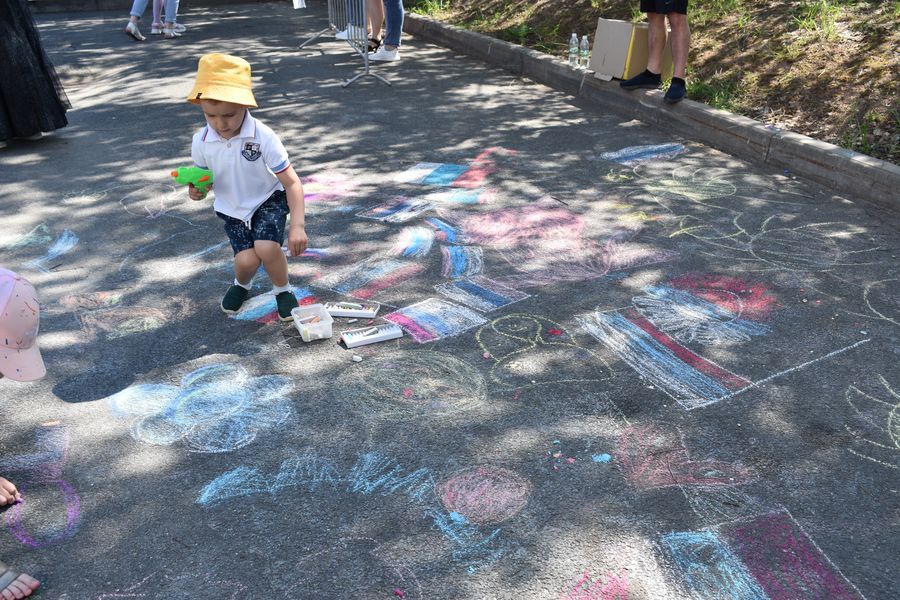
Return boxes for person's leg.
[667,12,690,79]
[645,12,668,75]
[151,0,163,29]
[255,241,288,288]
[0,561,40,600]
[382,0,404,50]
[234,249,261,287]
[126,0,149,40]
[367,0,384,40]
[163,0,180,38]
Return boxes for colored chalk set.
[340,323,403,348]
[324,301,380,318]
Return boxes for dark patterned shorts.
[216,190,288,255]
[640,0,688,14]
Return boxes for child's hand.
[286,224,308,256]
[188,183,210,201]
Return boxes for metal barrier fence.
[297,0,391,87]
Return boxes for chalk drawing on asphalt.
[385,298,488,344]
[356,197,434,223]
[440,245,484,279]
[861,278,900,327]
[435,465,532,525]
[301,170,360,204]
[662,510,867,600]
[285,537,423,599]
[844,374,899,470]
[425,216,469,244]
[2,223,52,249]
[119,183,195,224]
[197,451,511,572]
[636,165,738,207]
[229,287,317,323]
[679,485,768,526]
[434,275,530,312]
[27,229,78,272]
[0,422,81,548]
[333,350,488,418]
[598,143,687,166]
[92,570,247,599]
[560,569,629,600]
[391,226,435,258]
[314,257,425,300]
[424,187,495,205]
[58,291,193,340]
[104,363,294,453]
[476,314,614,389]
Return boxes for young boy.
[186,53,307,321]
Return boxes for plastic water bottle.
[568,33,579,67]
[579,35,590,69]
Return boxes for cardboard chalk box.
[589,18,674,81]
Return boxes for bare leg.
[646,12,667,74]
[254,241,289,288]
[667,13,690,79]
[367,0,384,39]
[233,249,261,286]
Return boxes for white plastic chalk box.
[291,304,333,342]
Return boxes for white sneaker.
[162,27,181,39]
[335,25,364,40]
[150,22,163,34]
[125,21,146,41]
[369,46,400,62]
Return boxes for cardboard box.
[589,18,674,81]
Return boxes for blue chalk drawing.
[394,227,435,258]
[423,164,470,186]
[425,217,467,243]
[356,198,433,223]
[661,530,768,600]
[29,229,78,271]
[6,223,52,249]
[198,451,509,572]
[105,363,294,453]
[425,188,485,205]
[441,245,484,279]
[599,143,687,166]
[230,288,313,321]
[434,275,530,312]
[591,454,612,463]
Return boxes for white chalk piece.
[324,301,380,318]
[352,355,363,362]
[341,323,403,348]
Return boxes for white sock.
[272,283,292,295]
[234,278,252,291]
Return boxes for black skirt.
[0,0,70,141]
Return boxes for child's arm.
[277,165,308,256]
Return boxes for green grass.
[406,0,449,16]
[686,75,742,113]
[692,0,745,27]
[793,0,842,41]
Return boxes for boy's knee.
[668,13,688,30]
[253,240,282,259]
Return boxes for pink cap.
[0,268,46,381]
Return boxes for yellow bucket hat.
[187,53,258,107]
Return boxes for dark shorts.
[216,190,288,255]
[641,0,688,14]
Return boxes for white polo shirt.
[191,110,292,223]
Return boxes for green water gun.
[171,166,214,194]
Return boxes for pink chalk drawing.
[58,291,194,341]
[0,422,81,548]
[301,171,360,204]
[668,274,779,321]
[615,425,753,491]
[720,511,866,600]
[561,569,629,600]
[385,298,488,344]
[456,199,675,288]
[315,258,425,300]
[435,465,532,525]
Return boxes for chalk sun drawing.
[440,245,484,279]
[598,143,687,166]
[333,350,488,418]
[104,363,294,453]
[844,374,899,470]
[434,275,530,312]
[476,314,614,389]
[435,465,532,525]
[0,423,81,548]
[356,197,434,223]
[391,226,435,258]
[229,287,316,323]
[561,569,629,600]
[315,257,425,300]
[197,451,511,572]
[385,298,488,344]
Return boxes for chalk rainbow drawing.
[425,216,468,243]
[59,291,194,340]
[0,423,81,548]
[578,304,871,410]
[333,350,488,418]
[197,451,512,572]
[843,374,899,470]
[476,314,614,389]
[440,245,484,279]
[104,363,294,453]
[93,570,247,599]
[456,200,675,287]
[385,298,488,344]
[599,143,687,166]
[616,425,754,491]
[28,229,78,272]
[356,197,434,223]
[315,258,425,299]
[392,226,435,258]
[229,287,317,323]
[435,465,531,525]
[435,275,530,312]
[560,570,629,600]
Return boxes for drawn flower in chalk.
[635,165,737,205]
[844,374,899,470]
[105,363,293,453]
[435,465,532,525]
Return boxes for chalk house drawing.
[844,373,899,470]
[476,314,614,389]
[385,298,488,344]
[0,422,81,548]
[663,510,866,600]
[561,570,629,600]
[198,451,517,573]
[332,350,488,418]
[104,363,294,453]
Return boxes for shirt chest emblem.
[241,142,262,162]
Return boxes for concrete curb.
[404,12,900,212]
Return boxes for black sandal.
[367,37,382,52]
